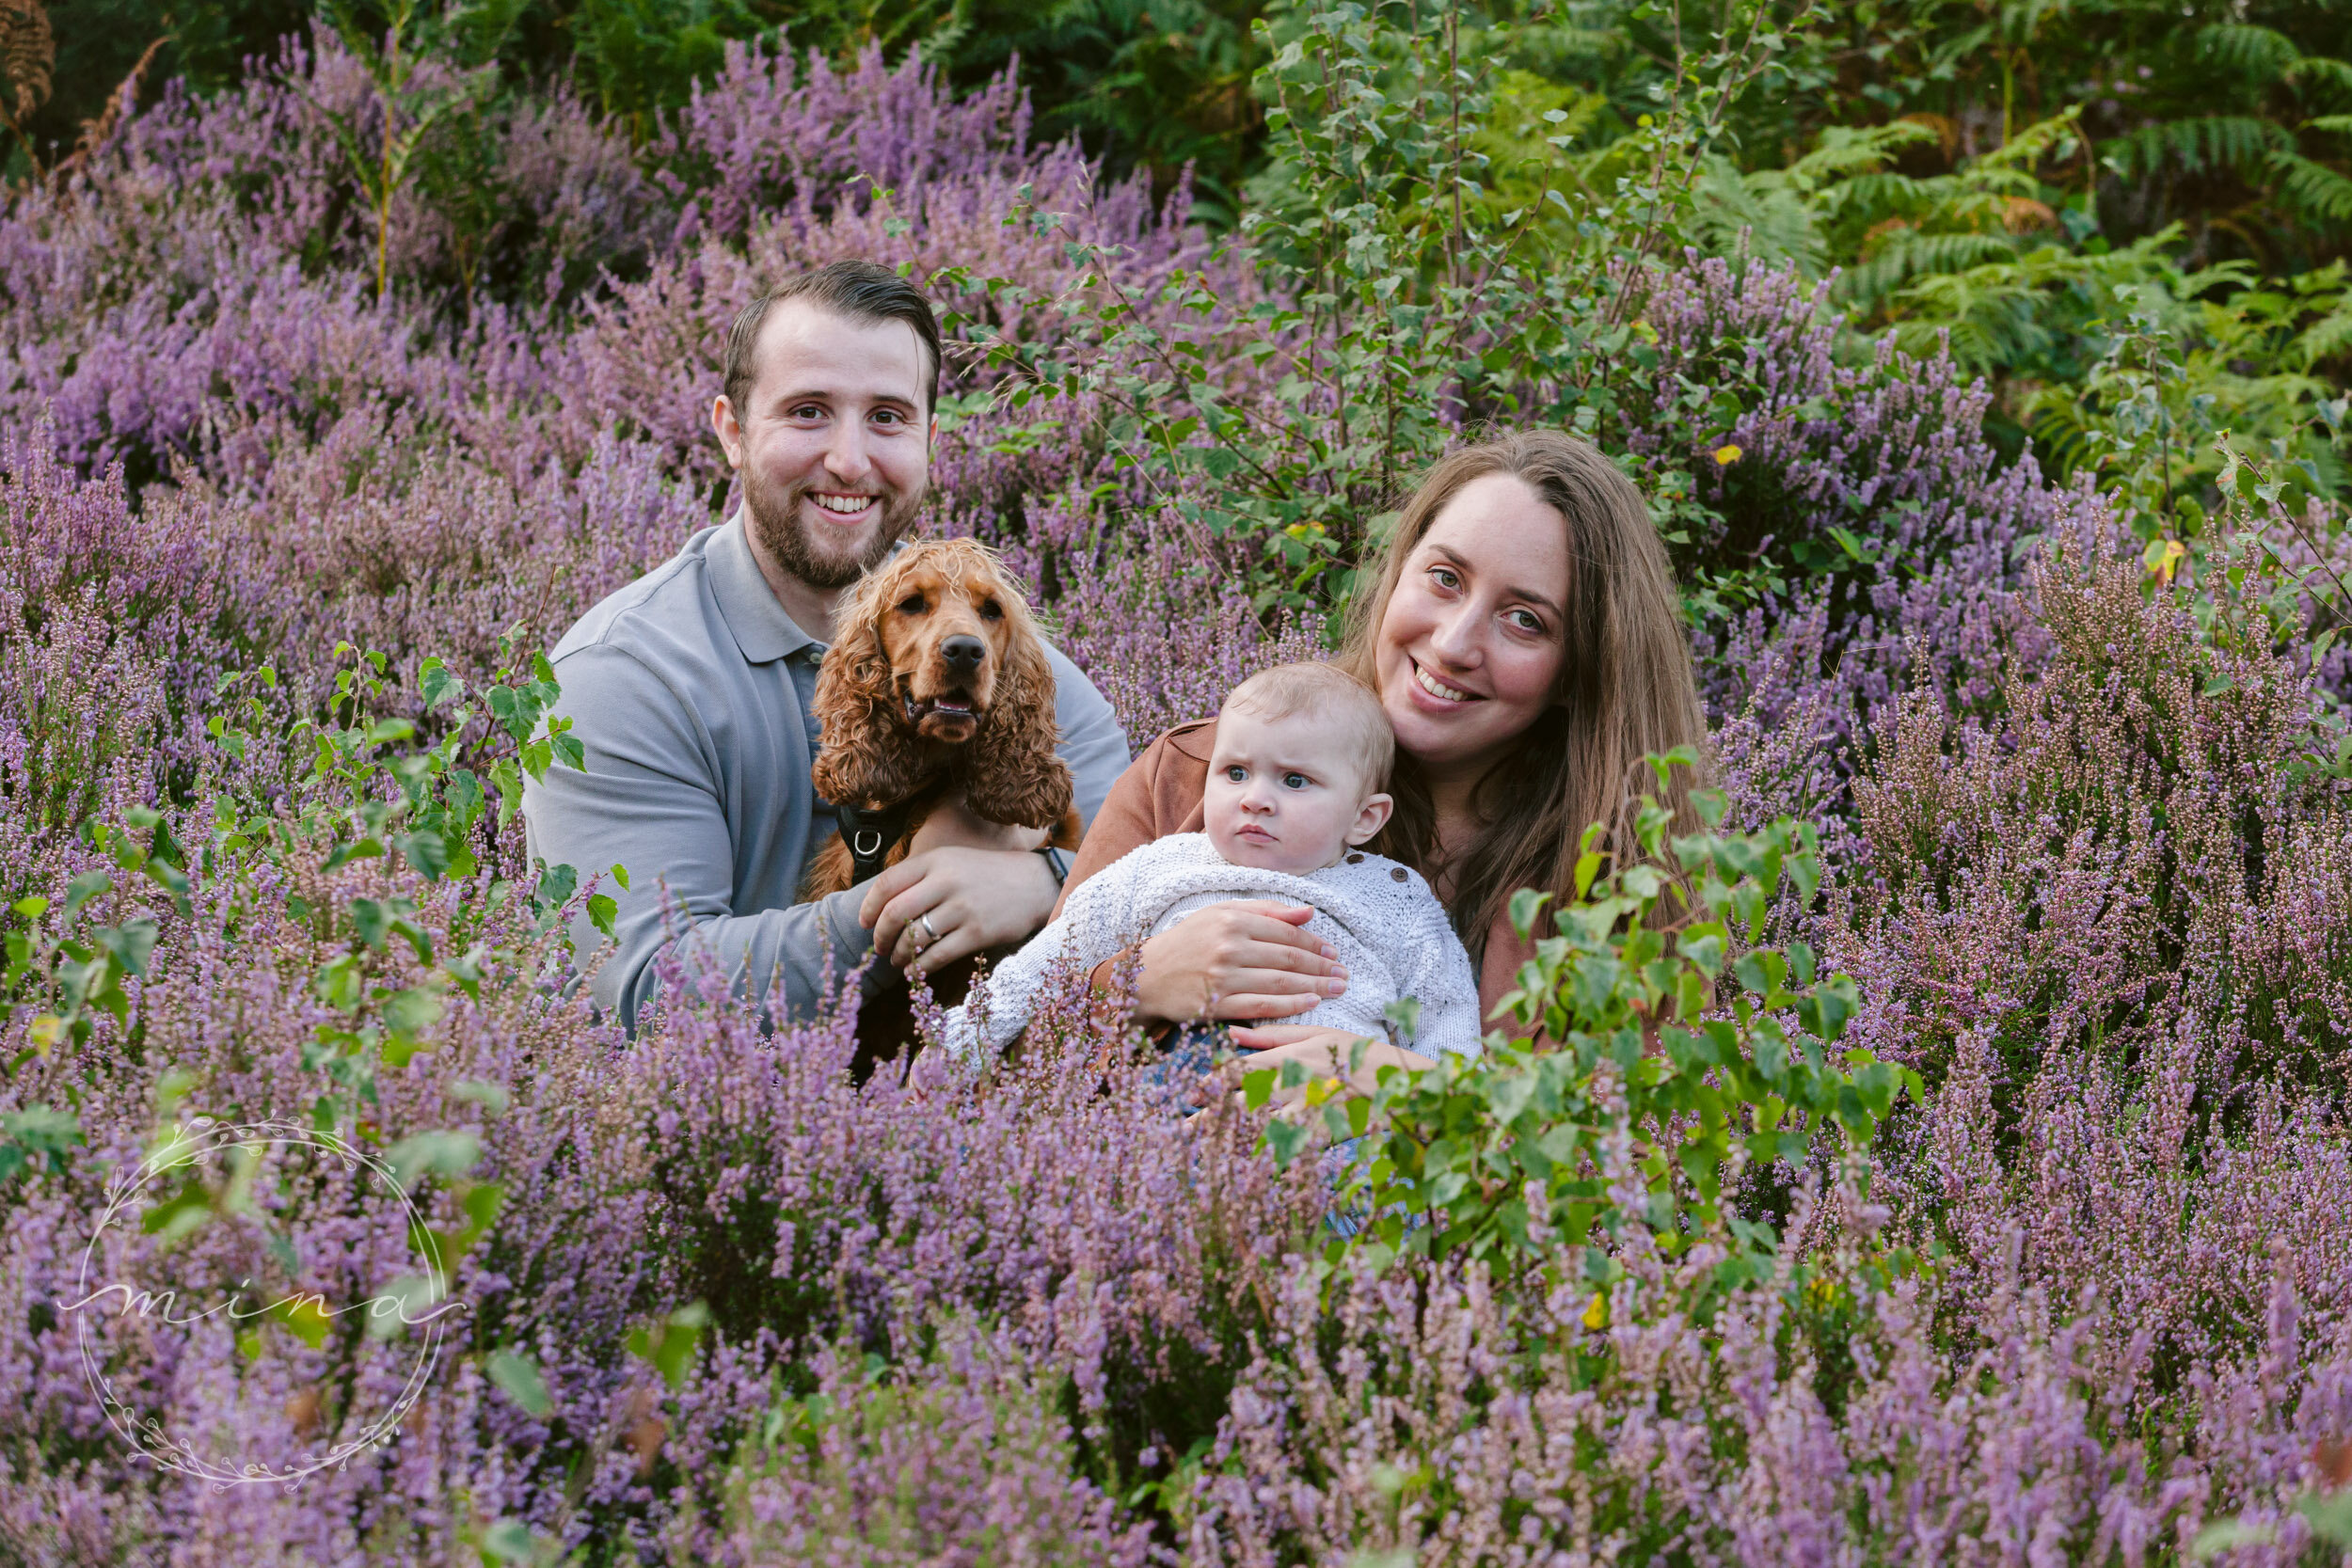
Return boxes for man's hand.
[860,845,1058,971]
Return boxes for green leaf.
[1678,931,1726,978]
[351,898,390,950]
[627,1303,709,1392]
[480,1521,538,1564]
[141,1177,215,1243]
[383,987,444,1040]
[485,1351,553,1418]
[451,1079,510,1115]
[419,657,462,710]
[61,872,111,922]
[395,829,452,881]
[386,1130,481,1191]
[1510,888,1552,938]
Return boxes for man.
[523,261,1130,1031]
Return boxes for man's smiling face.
[713,299,934,593]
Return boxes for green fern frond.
[1785,121,1940,191]
[2023,404,2104,484]
[2286,58,2352,93]
[2309,115,2352,136]
[2269,150,2352,223]
[1975,107,2083,173]
[2297,304,2352,366]
[1827,170,1928,219]
[2196,24,2301,81]
[1839,230,2018,307]
[1694,157,1830,274]
[2105,118,2291,179]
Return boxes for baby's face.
[1204,705,1391,875]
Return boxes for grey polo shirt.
[521,515,1130,1031]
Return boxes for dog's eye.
[980,600,1004,621]
[897,594,927,615]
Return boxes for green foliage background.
[19,0,2349,496]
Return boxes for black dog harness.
[834,798,919,886]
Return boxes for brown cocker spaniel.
[804,538,1081,901]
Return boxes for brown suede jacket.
[1054,718,1538,1028]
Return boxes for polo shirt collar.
[708,512,819,664]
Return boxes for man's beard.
[741,464,924,592]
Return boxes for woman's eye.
[1430,566,1461,591]
[1506,609,1543,633]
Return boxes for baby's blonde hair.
[1221,661,1395,796]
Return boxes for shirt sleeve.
[1042,643,1130,832]
[1050,732,1174,921]
[522,642,875,1032]
[942,841,1144,1060]
[1400,899,1487,1060]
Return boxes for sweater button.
[1390,866,1407,881]
[1346,852,1364,863]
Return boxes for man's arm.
[1041,643,1129,832]
[522,643,873,1032]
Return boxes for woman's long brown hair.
[1335,431,1708,963]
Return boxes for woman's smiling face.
[1373,471,1571,782]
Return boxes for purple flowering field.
[3,25,2351,1567]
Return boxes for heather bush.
[6,0,2352,1560]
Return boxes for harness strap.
[834,798,919,886]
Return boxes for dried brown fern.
[51,33,164,187]
[0,0,52,126]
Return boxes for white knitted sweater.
[941,832,1485,1061]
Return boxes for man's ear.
[712,395,745,468]
[1348,792,1394,847]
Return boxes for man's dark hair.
[722,261,943,420]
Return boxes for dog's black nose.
[940,635,986,673]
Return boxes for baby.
[939,661,1484,1063]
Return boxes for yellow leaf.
[1712,444,1743,467]
[1583,1291,1608,1330]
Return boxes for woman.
[1057,430,1709,1084]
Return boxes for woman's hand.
[860,846,1057,971]
[1130,901,1347,1025]
[1227,1024,1436,1102]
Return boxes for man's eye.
[789,404,824,420]
[873,409,902,425]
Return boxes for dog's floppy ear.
[811,571,930,809]
[961,586,1073,830]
